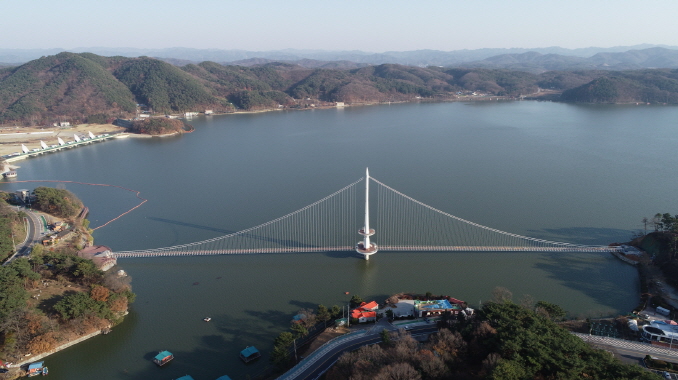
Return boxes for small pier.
[3,133,116,163]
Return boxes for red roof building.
[360,301,378,310]
[78,245,117,271]
[351,301,378,323]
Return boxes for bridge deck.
[113,246,620,258]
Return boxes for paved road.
[575,333,678,359]
[278,321,438,380]
[3,208,41,265]
[280,326,678,380]
[575,332,678,377]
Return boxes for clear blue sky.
[3,0,677,51]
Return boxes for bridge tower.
[356,168,378,260]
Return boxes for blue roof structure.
[216,376,233,380]
[28,362,44,370]
[175,376,194,380]
[416,299,456,310]
[240,346,259,358]
[154,350,173,361]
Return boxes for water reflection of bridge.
[113,169,621,259]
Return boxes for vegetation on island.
[129,118,187,135]
[3,53,678,125]
[325,295,656,380]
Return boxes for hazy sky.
[3,0,677,52]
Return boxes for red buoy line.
[3,180,146,230]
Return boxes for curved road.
[279,325,678,380]
[3,207,41,265]
[279,321,438,380]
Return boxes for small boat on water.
[203,317,211,322]
[3,171,17,178]
[153,350,174,366]
[42,367,48,376]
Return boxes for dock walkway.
[3,134,116,163]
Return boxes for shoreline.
[210,96,516,117]
[0,97,513,160]
[0,205,132,379]
[0,123,126,158]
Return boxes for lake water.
[4,101,678,380]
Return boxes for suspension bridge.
[113,169,621,259]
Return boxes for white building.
[641,320,678,346]
[384,300,416,318]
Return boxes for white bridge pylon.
[113,170,621,258]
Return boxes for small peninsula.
[0,187,134,378]
[128,117,189,136]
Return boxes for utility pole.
[293,339,298,363]
[347,302,351,328]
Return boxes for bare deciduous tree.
[482,352,502,373]
[492,286,513,303]
[296,308,317,329]
[386,293,402,305]
[520,294,535,310]
[374,362,421,380]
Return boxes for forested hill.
[2,52,678,124]
[561,70,678,103]
[0,53,137,122]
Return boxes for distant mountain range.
[459,47,678,73]
[2,52,678,125]
[2,44,678,68]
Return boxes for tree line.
[326,293,655,380]
[4,53,678,125]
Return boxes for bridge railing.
[112,175,624,258]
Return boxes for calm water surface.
[4,101,678,380]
